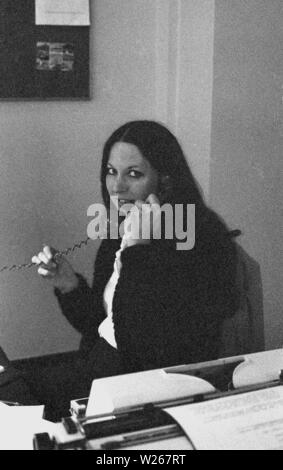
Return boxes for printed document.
[166,386,283,450]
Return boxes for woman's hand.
[123,194,162,247]
[32,246,79,293]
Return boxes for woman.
[32,120,239,418]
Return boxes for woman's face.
[106,142,159,211]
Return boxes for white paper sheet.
[86,369,215,417]
[0,404,56,450]
[166,387,283,450]
[233,349,283,388]
[0,402,10,411]
[35,0,90,26]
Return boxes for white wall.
[210,0,283,349]
[155,0,215,196]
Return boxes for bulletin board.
[0,1,90,99]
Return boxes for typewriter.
[33,350,283,450]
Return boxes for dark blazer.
[55,213,238,374]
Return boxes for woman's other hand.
[32,246,79,293]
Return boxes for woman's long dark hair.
[100,120,205,209]
[100,120,237,240]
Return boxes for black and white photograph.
[0,0,282,453]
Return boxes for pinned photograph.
[36,42,74,72]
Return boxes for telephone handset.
[158,189,172,205]
[157,175,173,205]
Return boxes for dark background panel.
[0,0,89,99]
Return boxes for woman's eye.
[129,170,142,178]
[106,168,143,178]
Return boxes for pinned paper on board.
[35,0,90,26]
